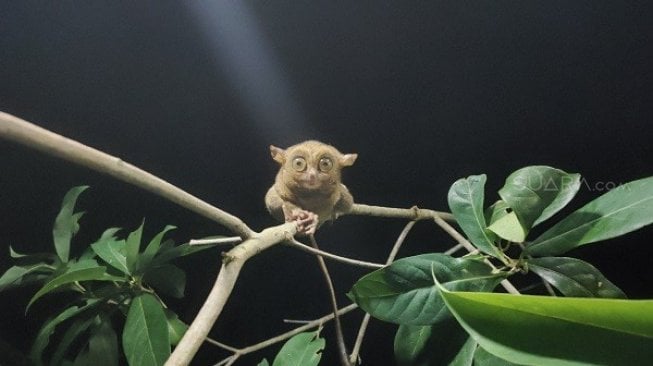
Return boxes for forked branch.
[0,111,520,366]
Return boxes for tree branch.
[189,237,243,246]
[349,220,415,364]
[212,304,359,366]
[286,238,383,269]
[0,110,521,365]
[0,111,254,239]
[308,235,351,366]
[347,204,455,222]
[167,222,297,365]
[432,214,520,295]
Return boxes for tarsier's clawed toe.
[288,209,319,235]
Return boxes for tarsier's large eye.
[318,157,333,172]
[292,157,307,172]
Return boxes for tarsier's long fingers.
[300,212,318,235]
[287,208,318,235]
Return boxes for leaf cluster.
[0,186,215,366]
[348,166,653,365]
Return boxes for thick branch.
[0,111,254,238]
[348,203,455,222]
[167,222,297,365]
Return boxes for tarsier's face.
[271,140,357,193]
[285,145,340,191]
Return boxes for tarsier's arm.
[265,185,320,234]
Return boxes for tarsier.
[265,140,357,235]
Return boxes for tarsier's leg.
[282,203,319,235]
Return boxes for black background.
[1,2,652,365]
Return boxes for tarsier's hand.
[285,207,319,235]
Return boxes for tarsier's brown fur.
[265,140,357,234]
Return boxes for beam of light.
[185,1,308,141]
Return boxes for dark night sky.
[1,2,652,365]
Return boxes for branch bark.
[287,238,383,269]
[0,111,254,239]
[347,203,455,222]
[167,222,297,365]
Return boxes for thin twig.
[444,243,465,255]
[349,314,371,365]
[431,214,477,253]
[308,235,351,366]
[189,237,242,246]
[282,319,313,324]
[204,339,239,353]
[287,238,383,269]
[349,220,417,364]
[542,279,557,297]
[432,215,520,295]
[212,304,359,366]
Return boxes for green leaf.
[27,260,121,311]
[151,241,216,266]
[473,345,521,366]
[50,316,97,366]
[485,200,511,225]
[122,293,170,366]
[348,254,503,325]
[272,331,324,366]
[30,299,100,366]
[10,245,57,263]
[487,211,527,243]
[79,228,122,262]
[394,317,469,366]
[448,175,503,259]
[439,289,653,365]
[258,359,270,366]
[527,257,625,298]
[164,309,188,346]
[0,263,53,291]
[450,337,477,366]
[527,176,653,256]
[91,240,129,275]
[53,186,89,263]
[498,166,580,230]
[139,226,176,273]
[144,264,186,299]
[125,222,144,274]
[395,325,433,365]
[85,314,119,366]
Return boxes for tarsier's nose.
[307,168,318,181]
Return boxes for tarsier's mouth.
[298,179,321,188]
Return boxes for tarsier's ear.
[270,145,286,164]
[340,153,358,167]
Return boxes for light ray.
[186,1,308,140]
